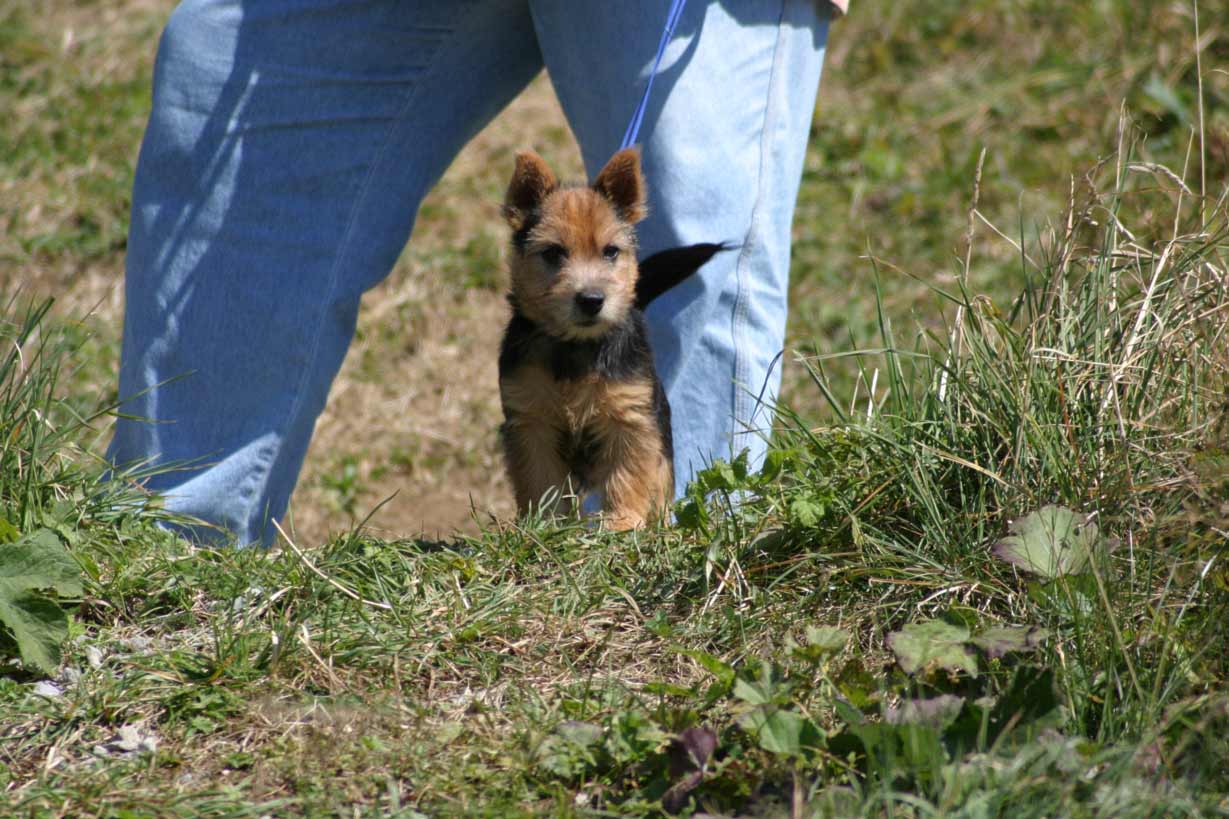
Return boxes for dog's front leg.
[588,392,673,530]
[592,437,672,530]
[502,416,573,519]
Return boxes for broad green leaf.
[833,699,866,728]
[1142,74,1191,125]
[0,529,83,597]
[712,460,738,490]
[836,659,878,710]
[993,505,1100,578]
[535,721,604,778]
[1028,574,1097,618]
[733,676,772,706]
[792,625,851,664]
[644,610,674,638]
[0,592,69,675]
[189,716,216,734]
[738,707,823,756]
[608,711,667,762]
[832,719,946,787]
[643,681,696,698]
[674,498,708,532]
[733,662,786,707]
[757,448,789,482]
[434,721,465,744]
[789,497,824,527]
[0,528,83,673]
[535,735,595,778]
[730,450,750,483]
[887,620,977,676]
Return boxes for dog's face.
[503,148,647,341]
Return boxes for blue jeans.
[109,0,831,546]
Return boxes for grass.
[3,0,1229,815]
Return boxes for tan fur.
[501,364,672,528]
[583,380,674,529]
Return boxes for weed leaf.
[970,625,1049,658]
[888,621,977,675]
[739,706,823,756]
[789,497,825,527]
[661,726,718,813]
[791,625,851,665]
[836,659,878,709]
[993,506,1099,578]
[883,694,966,729]
[609,711,667,763]
[757,448,789,482]
[535,721,604,779]
[0,528,83,673]
[805,625,850,654]
[556,720,603,748]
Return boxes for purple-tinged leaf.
[884,694,965,729]
[970,625,1049,658]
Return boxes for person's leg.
[109,0,543,546]
[529,1,830,495]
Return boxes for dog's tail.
[635,242,732,310]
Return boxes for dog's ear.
[593,147,647,224]
[503,150,558,230]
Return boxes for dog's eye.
[602,244,620,261]
[540,245,567,266]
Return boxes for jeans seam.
[236,7,464,539]
[730,0,789,454]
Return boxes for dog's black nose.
[575,291,605,318]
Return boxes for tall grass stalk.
[0,296,75,530]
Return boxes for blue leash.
[619,0,689,151]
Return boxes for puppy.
[498,147,721,529]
